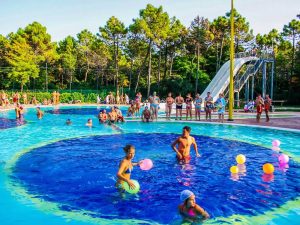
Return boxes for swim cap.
[180,190,194,202]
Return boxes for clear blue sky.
[1,0,299,41]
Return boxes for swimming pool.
[1,106,299,225]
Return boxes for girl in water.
[116,145,141,191]
[178,190,209,222]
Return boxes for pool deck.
[1,104,300,130]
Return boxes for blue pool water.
[45,107,128,116]
[0,117,26,129]
[11,133,300,224]
[0,106,300,225]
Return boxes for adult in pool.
[171,126,200,163]
[116,145,141,190]
[178,190,209,222]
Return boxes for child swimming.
[178,190,209,222]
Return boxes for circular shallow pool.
[1,106,299,225]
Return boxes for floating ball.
[272,140,281,147]
[236,154,246,164]
[263,163,274,174]
[230,166,239,174]
[140,159,153,170]
[278,154,289,164]
[123,180,140,194]
[271,146,280,151]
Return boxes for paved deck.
[1,104,300,131]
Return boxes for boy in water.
[178,190,209,223]
[171,126,200,163]
[36,107,44,119]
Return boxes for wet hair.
[183,126,191,133]
[123,144,135,154]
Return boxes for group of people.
[129,91,227,123]
[105,91,130,105]
[116,126,209,223]
[255,94,272,122]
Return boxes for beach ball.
[123,180,140,194]
[278,154,289,164]
[271,146,280,151]
[272,140,281,147]
[263,163,274,174]
[140,159,153,170]
[230,166,239,174]
[236,154,246,164]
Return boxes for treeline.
[0,4,299,102]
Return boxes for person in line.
[255,94,264,123]
[175,93,184,120]
[36,107,44,119]
[149,92,160,121]
[194,94,202,121]
[178,190,210,223]
[204,92,213,121]
[22,92,28,105]
[15,103,22,119]
[66,119,72,125]
[171,126,200,164]
[86,118,93,127]
[116,144,141,191]
[215,93,226,123]
[165,92,174,120]
[125,94,130,105]
[142,106,151,122]
[185,93,193,120]
[264,94,272,122]
[135,92,142,117]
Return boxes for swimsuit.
[195,99,202,110]
[186,98,192,109]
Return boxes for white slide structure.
[200,57,259,103]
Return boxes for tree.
[5,34,39,91]
[58,36,77,89]
[132,4,170,96]
[77,29,96,82]
[189,16,213,94]
[99,16,127,91]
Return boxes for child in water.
[66,119,72,125]
[178,190,209,222]
[86,118,93,127]
[116,145,141,191]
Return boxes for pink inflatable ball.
[272,140,281,147]
[279,162,289,172]
[278,154,289,164]
[139,159,153,170]
[271,146,280,151]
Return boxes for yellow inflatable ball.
[263,163,274,174]
[230,166,239,174]
[236,154,246,164]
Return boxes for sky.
[0,0,299,41]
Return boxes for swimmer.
[66,118,72,125]
[142,106,151,122]
[36,107,44,119]
[98,109,108,123]
[178,190,209,222]
[171,126,200,163]
[86,118,93,127]
[116,145,141,190]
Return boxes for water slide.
[200,57,259,103]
